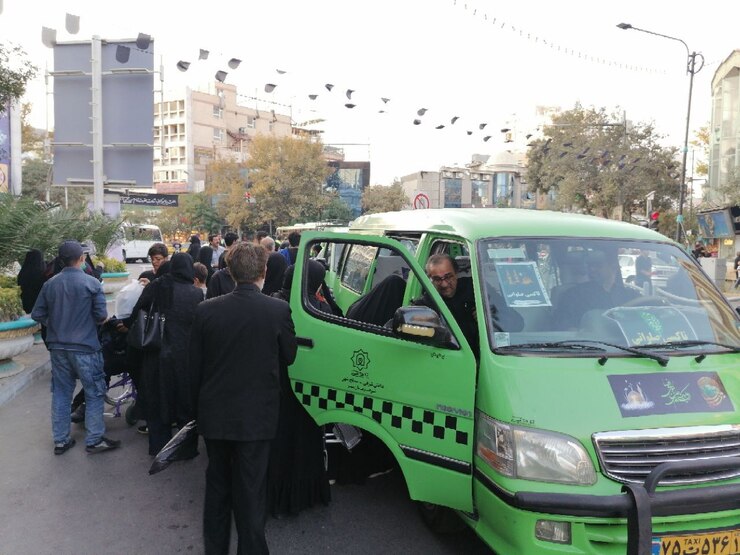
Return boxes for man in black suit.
[190,242,298,554]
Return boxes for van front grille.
[593,425,740,485]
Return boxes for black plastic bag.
[149,420,198,475]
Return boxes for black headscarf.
[152,254,191,309]
[170,252,195,283]
[263,251,288,296]
[306,260,332,313]
[306,259,326,295]
[272,265,295,302]
[197,246,215,284]
[186,235,201,262]
[346,274,406,326]
[197,246,213,267]
[17,249,46,313]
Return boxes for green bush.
[94,256,127,273]
[0,287,23,322]
[0,275,17,289]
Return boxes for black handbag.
[127,302,165,351]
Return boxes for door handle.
[297,336,314,348]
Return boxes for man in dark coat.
[190,243,298,554]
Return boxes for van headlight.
[476,412,596,485]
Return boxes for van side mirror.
[392,306,455,347]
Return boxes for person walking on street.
[209,234,224,268]
[190,242,298,554]
[31,240,121,455]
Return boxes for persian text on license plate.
[652,528,740,555]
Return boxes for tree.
[0,43,37,110]
[246,136,331,226]
[690,125,709,178]
[321,193,354,222]
[362,182,409,214]
[20,103,44,156]
[205,158,259,232]
[180,193,223,234]
[526,105,680,221]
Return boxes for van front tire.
[417,502,466,534]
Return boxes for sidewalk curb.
[0,344,51,408]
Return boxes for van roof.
[349,208,670,242]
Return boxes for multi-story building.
[709,49,739,200]
[706,49,740,259]
[154,82,292,193]
[400,150,547,210]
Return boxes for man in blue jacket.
[32,240,121,455]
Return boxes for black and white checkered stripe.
[294,381,470,446]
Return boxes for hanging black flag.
[228,58,241,70]
[265,83,277,93]
[65,13,80,34]
[136,33,151,50]
[116,45,131,63]
[215,70,227,82]
[176,61,191,72]
[199,49,209,60]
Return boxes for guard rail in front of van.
[475,456,740,554]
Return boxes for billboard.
[697,209,734,239]
[53,39,154,188]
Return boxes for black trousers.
[203,438,271,555]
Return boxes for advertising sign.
[0,108,10,193]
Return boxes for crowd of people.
[20,230,332,554]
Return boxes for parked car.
[618,252,678,288]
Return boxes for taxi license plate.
[652,528,740,555]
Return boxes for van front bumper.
[475,457,740,554]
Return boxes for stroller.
[100,317,139,424]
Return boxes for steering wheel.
[622,295,670,307]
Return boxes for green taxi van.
[287,208,740,554]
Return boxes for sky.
[1,0,739,185]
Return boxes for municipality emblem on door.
[351,349,370,371]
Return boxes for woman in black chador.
[126,253,203,455]
[17,249,46,314]
[268,260,332,517]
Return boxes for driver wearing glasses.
[414,254,522,355]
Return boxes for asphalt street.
[1,260,493,555]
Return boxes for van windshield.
[124,227,162,242]
[478,238,740,355]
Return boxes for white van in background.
[120,224,163,263]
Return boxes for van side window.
[340,244,377,293]
[305,239,458,349]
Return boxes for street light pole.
[617,23,704,243]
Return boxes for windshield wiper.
[631,339,740,353]
[497,340,669,366]
[495,342,606,353]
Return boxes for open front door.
[289,232,476,511]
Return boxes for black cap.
[58,240,83,259]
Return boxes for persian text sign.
[120,193,178,207]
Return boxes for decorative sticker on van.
[604,307,699,347]
[495,261,552,307]
[608,372,734,417]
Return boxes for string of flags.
[450,0,668,75]
[32,6,668,145]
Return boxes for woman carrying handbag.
[123,254,204,455]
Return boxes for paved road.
[0,363,492,554]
